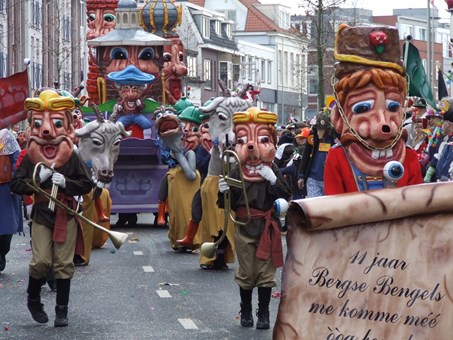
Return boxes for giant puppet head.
[179,106,202,151]
[25,89,76,168]
[162,35,188,104]
[331,24,407,176]
[232,107,278,182]
[86,0,118,41]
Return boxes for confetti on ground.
[178,318,198,330]
[129,234,139,242]
[156,290,171,298]
[180,290,189,296]
[272,291,282,299]
[110,249,116,254]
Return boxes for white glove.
[259,166,277,185]
[39,163,55,182]
[52,172,66,188]
[218,176,230,193]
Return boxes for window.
[203,59,212,89]
[233,64,240,85]
[214,20,221,35]
[202,17,210,39]
[267,60,272,84]
[223,23,232,38]
[63,72,71,91]
[63,16,71,41]
[187,55,197,78]
[261,59,266,83]
[31,0,42,28]
[0,52,6,77]
[0,0,5,11]
[32,62,43,89]
[248,56,253,80]
[399,24,413,40]
[418,27,427,41]
[308,65,318,95]
[219,61,228,87]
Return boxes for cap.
[296,127,310,139]
[334,24,405,79]
[179,106,202,125]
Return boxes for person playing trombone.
[11,88,92,327]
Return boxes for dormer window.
[222,22,232,38]
[202,16,210,39]
[215,20,221,35]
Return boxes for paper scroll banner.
[274,182,453,339]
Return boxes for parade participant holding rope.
[325,24,422,194]
[11,89,92,327]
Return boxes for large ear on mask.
[330,103,344,134]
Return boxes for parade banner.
[274,183,453,339]
[0,69,29,129]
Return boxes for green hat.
[179,106,202,125]
[174,96,193,115]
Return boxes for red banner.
[0,69,29,129]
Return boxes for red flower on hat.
[369,31,389,54]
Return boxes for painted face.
[333,84,406,175]
[199,119,212,153]
[118,84,145,102]
[163,37,188,104]
[28,109,75,168]
[86,8,116,41]
[104,46,160,76]
[235,122,276,182]
[181,120,201,151]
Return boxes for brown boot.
[176,219,199,247]
[156,201,167,226]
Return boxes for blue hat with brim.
[106,65,155,85]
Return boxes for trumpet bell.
[200,242,218,259]
[108,230,129,249]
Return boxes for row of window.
[200,16,232,39]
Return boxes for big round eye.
[202,122,209,129]
[178,52,184,62]
[111,47,128,60]
[33,119,42,128]
[386,100,401,112]
[52,119,64,128]
[192,126,199,133]
[88,13,95,21]
[351,100,374,114]
[155,113,163,120]
[258,136,270,143]
[237,136,247,145]
[139,48,154,61]
[104,13,115,22]
[163,53,171,62]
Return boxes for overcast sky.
[258,0,451,20]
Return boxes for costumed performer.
[218,107,291,330]
[11,89,92,327]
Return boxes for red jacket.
[324,146,423,195]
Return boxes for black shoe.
[256,308,270,329]
[27,298,49,324]
[0,254,5,272]
[73,254,87,267]
[240,303,254,327]
[54,305,68,327]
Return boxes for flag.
[403,42,437,109]
[0,69,29,129]
[438,69,449,100]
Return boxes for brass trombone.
[27,162,128,249]
[200,150,250,258]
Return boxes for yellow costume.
[199,175,235,266]
[167,167,201,249]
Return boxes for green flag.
[403,42,437,108]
